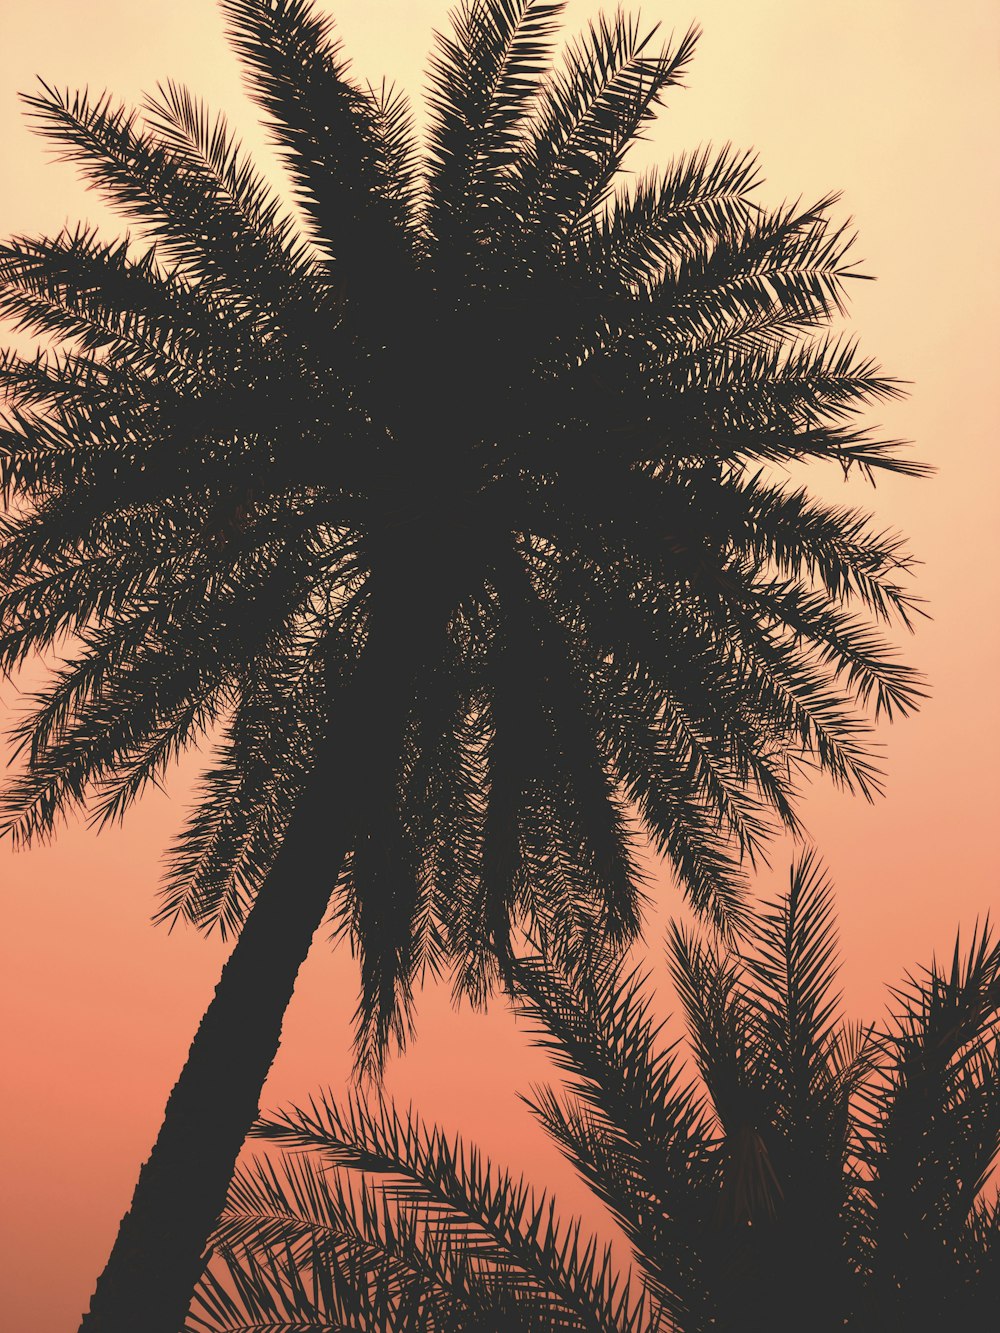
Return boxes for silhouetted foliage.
[0,0,924,1047]
[0,1,925,1327]
[197,857,998,1331]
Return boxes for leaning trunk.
[79,583,437,1332]
[78,742,350,1332]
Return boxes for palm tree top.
[1,0,927,1057]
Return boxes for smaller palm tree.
[192,857,999,1331]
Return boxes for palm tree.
[201,857,999,1331]
[0,1,925,1327]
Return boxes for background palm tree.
[0,0,925,1327]
[201,857,999,1331]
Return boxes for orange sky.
[1,2,999,1328]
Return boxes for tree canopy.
[0,0,925,1055]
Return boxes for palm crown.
[1,0,923,1045]
[197,858,999,1331]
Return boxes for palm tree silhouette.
[0,1,925,1327]
[200,857,998,1331]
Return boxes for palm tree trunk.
[79,582,437,1332]
[77,735,350,1333]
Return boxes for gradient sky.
[2,2,999,1327]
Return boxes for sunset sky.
[2,2,998,1327]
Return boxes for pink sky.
[1,2,999,1327]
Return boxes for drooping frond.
[242,1091,655,1333]
[156,637,327,938]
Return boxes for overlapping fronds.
[220,0,417,276]
[2,0,925,1064]
[202,865,996,1327]
[521,13,698,240]
[189,1090,657,1332]
[854,922,1000,1323]
[21,80,316,317]
[426,0,567,246]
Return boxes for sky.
[1,1,998,1327]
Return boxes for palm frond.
[248,1091,649,1332]
[220,0,417,281]
[572,144,762,289]
[425,0,567,246]
[859,921,1000,1311]
[22,81,314,317]
[521,14,698,240]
